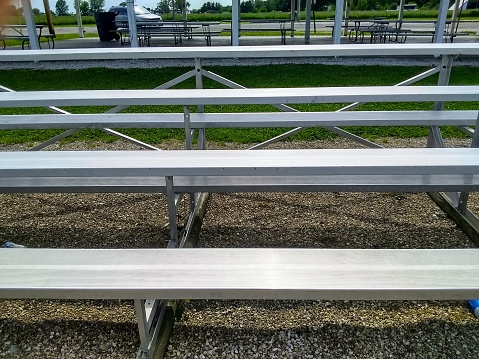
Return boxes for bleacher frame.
[0,44,479,359]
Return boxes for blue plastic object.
[2,241,25,248]
[468,299,479,319]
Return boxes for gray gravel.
[1,138,479,359]
[1,55,479,70]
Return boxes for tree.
[275,0,290,11]
[240,0,255,12]
[80,1,90,15]
[74,0,91,15]
[175,0,190,12]
[89,0,105,14]
[32,8,41,15]
[55,0,69,15]
[200,1,223,12]
[157,0,171,13]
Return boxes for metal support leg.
[184,106,192,150]
[165,176,178,247]
[429,55,456,203]
[424,55,479,242]
[195,58,205,114]
[135,299,149,355]
[197,128,205,150]
[183,106,196,212]
[193,59,205,208]
[457,112,479,213]
[427,55,454,148]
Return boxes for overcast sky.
[29,0,231,12]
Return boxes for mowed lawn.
[0,63,478,145]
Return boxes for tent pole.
[42,0,55,35]
[332,0,345,44]
[74,0,84,38]
[305,0,311,42]
[126,0,139,47]
[232,0,239,45]
[20,0,40,50]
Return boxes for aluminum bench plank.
[0,110,477,129]
[1,248,479,301]
[0,86,478,107]
[0,43,478,62]
[0,174,479,193]
[0,148,478,178]
[191,110,479,128]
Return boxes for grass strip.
[0,64,477,145]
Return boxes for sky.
[29,0,230,12]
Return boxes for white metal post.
[343,0,350,36]
[398,0,405,22]
[232,0,240,46]
[290,0,295,36]
[75,0,84,38]
[305,0,311,43]
[126,0,139,47]
[333,0,345,44]
[434,0,449,43]
[165,176,178,247]
[450,0,461,35]
[20,0,40,50]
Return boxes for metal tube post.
[232,0,240,46]
[134,300,149,354]
[333,0,345,44]
[165,176,178,247]
[184,106,192,150]
[457,112,479,213]
[126,0,139,47]
[195,58,205,148]
[305,0,311,43]
[74,0,84,38]
[434,0,449,43]
[21,0,40,50]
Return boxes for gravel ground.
[1,137,479,359]
[1,56,479,70]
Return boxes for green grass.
[0,64,477,145]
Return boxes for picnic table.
[116,21,220,46]
[347,19,469,44]
[0,24,55,49]
[222,19,294,45]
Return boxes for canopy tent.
[19,0,466,48]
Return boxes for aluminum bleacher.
[0,43,478,359]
